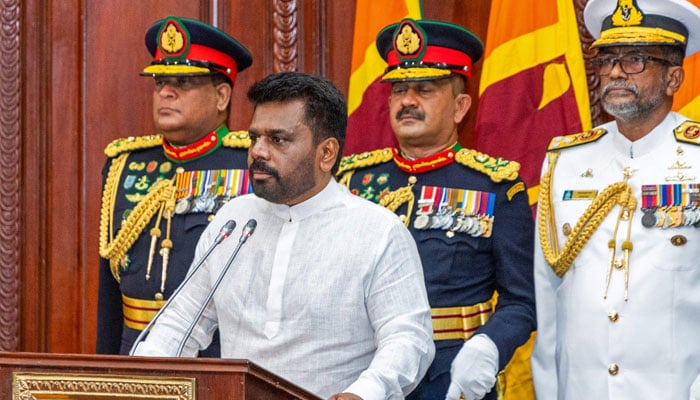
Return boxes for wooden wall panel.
[6,0,601,355]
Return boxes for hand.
[327,393,362,400]
[445,334,499,400]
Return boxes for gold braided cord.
[379,178,416,228]
[538,156,636,277]
[99,172,176,282]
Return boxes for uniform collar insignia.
[162,125,228,162]
[392,142,461,173]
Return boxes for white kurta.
[532,112,700,400]
[135,179,435,399]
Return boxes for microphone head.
[221,219,237,235]
[215,219,236,244]
[240,219,257,243]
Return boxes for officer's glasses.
[590,54,673,76]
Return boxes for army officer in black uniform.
[97,16,253,356]
[338,19,536,400]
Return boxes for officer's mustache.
[602,80,639,97]
[249,159,280,180]
[396,106,425,121]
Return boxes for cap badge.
[393,20,426,61]
[611,0,643,27]
[158,18,190,58]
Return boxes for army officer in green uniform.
[97,16,253,356]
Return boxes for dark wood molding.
[273,0,298,72]
[0,0,21,352]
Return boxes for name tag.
[562,190,598,200]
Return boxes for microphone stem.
[175,239,246,357]
[128,232,228,356]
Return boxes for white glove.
[691,374,700,400]
[445,334,499,400]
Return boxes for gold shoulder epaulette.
[674,120,700,145]
[104,135,162,158]
[455,149,520,183]
[222,130,251,148]
[547,128,607,151]
[337,147,394,175]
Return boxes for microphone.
[175,219,257,356]
[129,219,236,356]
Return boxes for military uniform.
[96,16,253,355]
[338,143,536,400]
[532,1,700,398]
[97,128,251,355]
[534,114,700,399]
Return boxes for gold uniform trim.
[674,120,700,145]
[547,128,607,151]
[455,148,520,183]
[142,64,212,75]
[104,135,162,158]
[122,294,167,330]
[431,300,493,341]
[98,154,177,282]
[337,147,394,175]
[222,130,251,148]
[382,67,452,82]
[593,26,688,48]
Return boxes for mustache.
[602,80,639,97]
[249,159,280,180]
[395,106,425,121]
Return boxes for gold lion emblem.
[160,23,185,54]
[611,0,643,27]
[395,24,420,56]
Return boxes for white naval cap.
[584,0,700,56]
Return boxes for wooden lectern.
[0,352,321,399]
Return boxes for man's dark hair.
[247,72,347,173]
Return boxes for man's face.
[597,46,676,121]
[388,78,467,149]
[152,76,228,145]
[247,99,323,206]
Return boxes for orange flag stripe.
[347,0,422,115]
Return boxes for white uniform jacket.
[532,112,700,400]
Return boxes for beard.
[601,75,666,122]
[249,156,318,205]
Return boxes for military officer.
[531,0,700,399]
[96,16,253,356]
[338,19,536,400]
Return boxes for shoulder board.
[104,135,162,158]
[547,128,607,151]
[673,120,700,145]
[455,149,520,183]
[337,148,394,175]
[222,130,251,148]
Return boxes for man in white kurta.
[531,1,700,399]
[135,71,434,400]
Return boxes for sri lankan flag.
[674,0,700,120]
[474,1,591,399]
[344,0,422,155]
[474,0,591,206]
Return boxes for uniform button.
[562,222,572,236]
[608,363,619,375]
[608,311,619,322]
[670,235,687,246]
[208,214,215,222]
